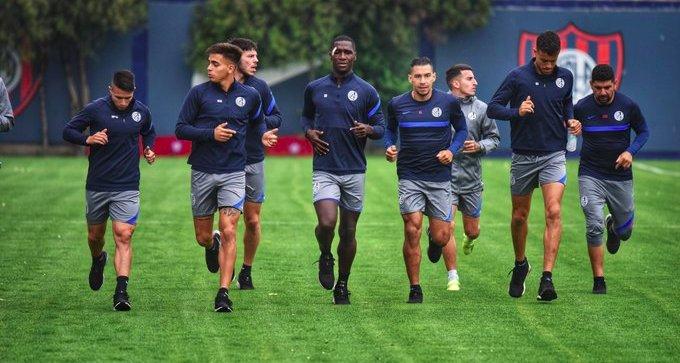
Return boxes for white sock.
[448,269,459,281]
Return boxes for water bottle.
[566,133,577,152]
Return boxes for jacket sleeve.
[175,87,214,142]
[487,72,521,121]
[0,78,15,132]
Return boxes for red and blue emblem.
[519,22,624,102]
[0,47,41,117]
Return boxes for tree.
[190,0,491,101]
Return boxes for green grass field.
[1,156,679,361]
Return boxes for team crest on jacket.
[132,111,141,122]
[235,97,246,107]
[614,111,624,121]
[580,196,588,207]
[347,90,358,101]
[468,111,477,120]
[519,23,624,104]
[555,78,565,88]
[432,107,442,117]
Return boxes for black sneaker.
[426,228,442,263]
[113,290,131,311]
[89,251,107,291]
[317,254,335,290]
[508,259,531,298]
[206,230,220,273]
[407,286,423,303]
[332,282,351,305]
[605,214,621,255]
[537,276,558,301]
[237,270,254,290]
[214,290,233,313]
[593,277,607,294]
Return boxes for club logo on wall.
[518,23,624,104]
[0,47,40,117]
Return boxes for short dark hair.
[228,37,257,52]
[205,42,242,65]
[330,35,355,51]
[591,64,615,82]
[410,56,433,69]
[112,70,135,92]
[445,64,473,86]
[536,31,561,56]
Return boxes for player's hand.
[305,129,329,155]
[262,128,279,147]
[350,121,373,138]
[385,145,398,162]
[144,147,156,165]
[615,151,633,169]
[86,128,108,145]
[567,119,582,135]
[214,122,236,142]
[518,96,534,117]
[462,139,481,154]
[436,149,454,165]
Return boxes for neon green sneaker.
[463,235,475,255]
[447,278,461,291]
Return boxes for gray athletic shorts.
[452,190,482,218]
[312,171,365,212]
[245,161,265,203]
[579,175,635,246]
[398,179,452,221]
[191,169,245,217]
[86,190,140,225]
[510,151,567,196]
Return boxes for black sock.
[594,276,605,283]
[542,271,552,279]
[93,252,104,262]
[116,276,129,292]
[241,264,252,274]
[410,284,421,291]
[219,287,229,295]
[338,272,350,284]
[515,258,527,266]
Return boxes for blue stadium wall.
[1,1,678,157]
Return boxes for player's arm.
[351,88,384,140]
[0,79,14,132]
[616,104,650,169]
[563,75,581,135]
[141,109,157,164]
[301,84,329,154]
[175,88,215,142]
[252,94,278,147]
[487,72,524,120]
[262,85,283,130]
[474,109,500,155]
[63,104,107,146]
[384,100,398,162]
[448,99,468,154]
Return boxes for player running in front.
[385,57,467,303]
[63,70,156,311]
[175,43,278,312]
[301,35,385,305]
[487,30,581,301]
[574,64,649,294]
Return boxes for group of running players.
[62,30,648,312]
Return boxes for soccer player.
[435,64,500,291]
[228,38,283,290]
[487,30,581,301]
[62,70,156,311]
[301,35,385,305]
[385,57,467,303]
[574,64,649,294]
[175,43,278,312]
[0,77,14,132]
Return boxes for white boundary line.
[635,162,680,177]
